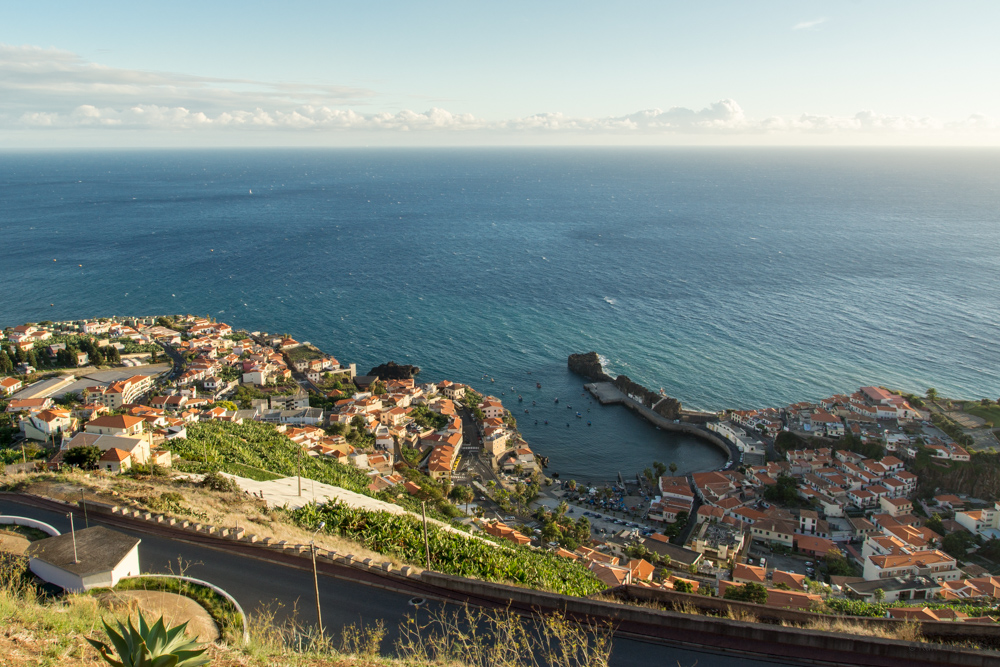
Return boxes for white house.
[26,526,141,592]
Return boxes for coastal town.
[3,314,1000,625]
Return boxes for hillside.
[911,451,1000,499]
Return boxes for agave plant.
[86,609,210,667]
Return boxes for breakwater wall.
[568,352,735,463]
[585,381,733,461]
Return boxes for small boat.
[566,423,570,428]
[532,401,536,406]
[587,421,592,426]
[544,420,548,425]
[554,398,559,403]
[518,395,523,402]
[536,382,541,389]
[576,412,582,418]
[524,409,529,414]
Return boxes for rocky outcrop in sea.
[368,361,421,380]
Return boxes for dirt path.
[107,590,219,643]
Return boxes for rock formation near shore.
[368,361,420,380]
[567,352,613,382]
[568,352,682,419]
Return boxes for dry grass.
[625,593,932,645]
[785,617,925,643]
[395,605,614,667]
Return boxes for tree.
[450,485,474,513]
[64,445,101,470]
[669,462,678,474]
[687,563,698,575]
[566,479,577,492]
[872,588,885,604]
[764,474,799,506]
[723,582,768,604]
[824,552,857,577]
[673,580,694,593]
[0,349,14,374]
[942,531,975,558]
[653,461,667,477]
[924,513,944,537]
[643,468,655,486]
[106,345,121,364]
[926,388,938,401]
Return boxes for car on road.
[504,516,515,521]
[806,567,815,575]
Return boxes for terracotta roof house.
[733,563,767,585]
[85,414,146,437]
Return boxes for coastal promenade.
[585,382,738,464]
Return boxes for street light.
[311,522,326,636]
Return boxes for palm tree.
[926,388,938,401]
[669,462,678,474]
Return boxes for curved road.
[0,495,809,666]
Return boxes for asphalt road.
[0,496,797,667]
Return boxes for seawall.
[585,381,734,462]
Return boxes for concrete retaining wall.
[0,515,60,536]
[616,584,1000,644]
[420,572,996,667]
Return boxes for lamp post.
[67,512,79,564]
[311,521,326,636]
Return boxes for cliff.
[368,361,420,380]
[567,352,682,420]
[912,452,1000,499]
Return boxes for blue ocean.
[2,148,998,480]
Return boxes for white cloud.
[2,43,997,143]
[792,18,828,30]
[0,43,375,116]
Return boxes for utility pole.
[421,501,431,569]
[81,490,89,528]
[67,512,79,563]
[311,522,326,636]
[298,446,302,497]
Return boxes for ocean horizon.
[2,147,998,479]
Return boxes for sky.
[2,1,999,147]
